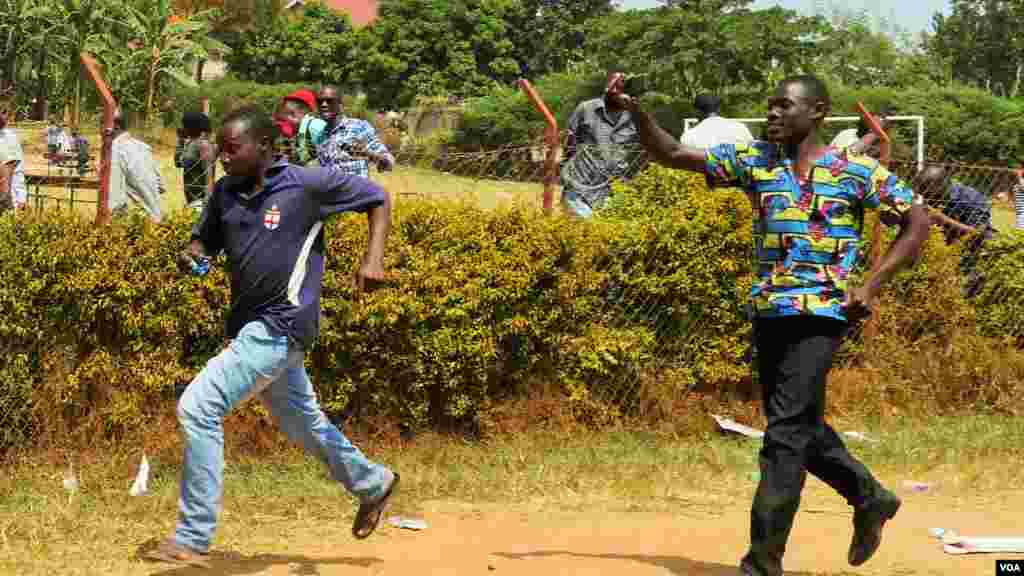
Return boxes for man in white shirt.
[680,94,754,149]
[108,108,165,222]
[0,137,20,214]
[0,110,27,208]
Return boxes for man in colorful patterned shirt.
[608,74,931,576]
[316,85,394,179]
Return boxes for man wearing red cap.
[276,90,327,166]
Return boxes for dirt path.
[138,484,1023,576]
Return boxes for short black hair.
[694,94,721,116]
[222,104,278,143]
[779,74,831,108]
[182,111,211,133]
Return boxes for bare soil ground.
[131,484,1021,576]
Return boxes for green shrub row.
[2,163,1022,452]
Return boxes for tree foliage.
[224,0,358,86]
[927,0,1024,97]
[355,0,523,109]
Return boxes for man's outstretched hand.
[844,285,876,323]
[177,250,210,277]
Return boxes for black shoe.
[739,553,780,576]
[848,488,901,566]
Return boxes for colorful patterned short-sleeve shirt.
[705,141,920,323]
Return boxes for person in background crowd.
[915,165,994,297]
[275,90,327,166]
[175,111,216,213]
[316,85,394,178]
[109,108,165,222]
[0,135,19,214]
[46,119,63,157]
[71,128,90,177]
[1013,169,1024,230]
[560,70,642,218]
[680,93,754,149]
[914,165,993,244]
[0,110,27,208]
[607,72,931,576]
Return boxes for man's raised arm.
[604,76,707,173]
[630,107,708,173]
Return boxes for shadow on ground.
[137,538,382,575]
[495,551,862,576]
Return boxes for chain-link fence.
[4,119,1024,449]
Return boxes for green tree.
[356,0,523,109]
[585,2,820,103]
[116,0,229,122]
[927,0,1024,96]
[29,0,125,126]
[504,0,617,78]
[225,0,358,86]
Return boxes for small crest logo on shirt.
[264,205,281,230]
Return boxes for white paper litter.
[902,480,935,492]
[931,529,1024,555]
[843,431,879,443]
[388,516,428,531]
[711,415,764,439]
[129,454,150,496]
[62,462,79,493]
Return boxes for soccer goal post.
[682,116,926,173]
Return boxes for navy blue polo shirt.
[192,160,385,348]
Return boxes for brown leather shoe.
[143,538,211,568]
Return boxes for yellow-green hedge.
[0,171,753,449]
[2,164,1022,451]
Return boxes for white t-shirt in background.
[681,115,754,149]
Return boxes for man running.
[146,105,399,568]
[607,74,931,576]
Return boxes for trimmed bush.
[973,229,1024,344]
[2,163,1022,453]
[0,183,752,450]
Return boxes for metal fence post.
[856,102,891,340]
[80,53,117,225]
[517,79,560,214]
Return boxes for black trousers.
[742,316,882,576]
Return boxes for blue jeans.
[174,320,393,552]
[562,188,595,219]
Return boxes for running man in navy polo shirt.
[146,105,399,568]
